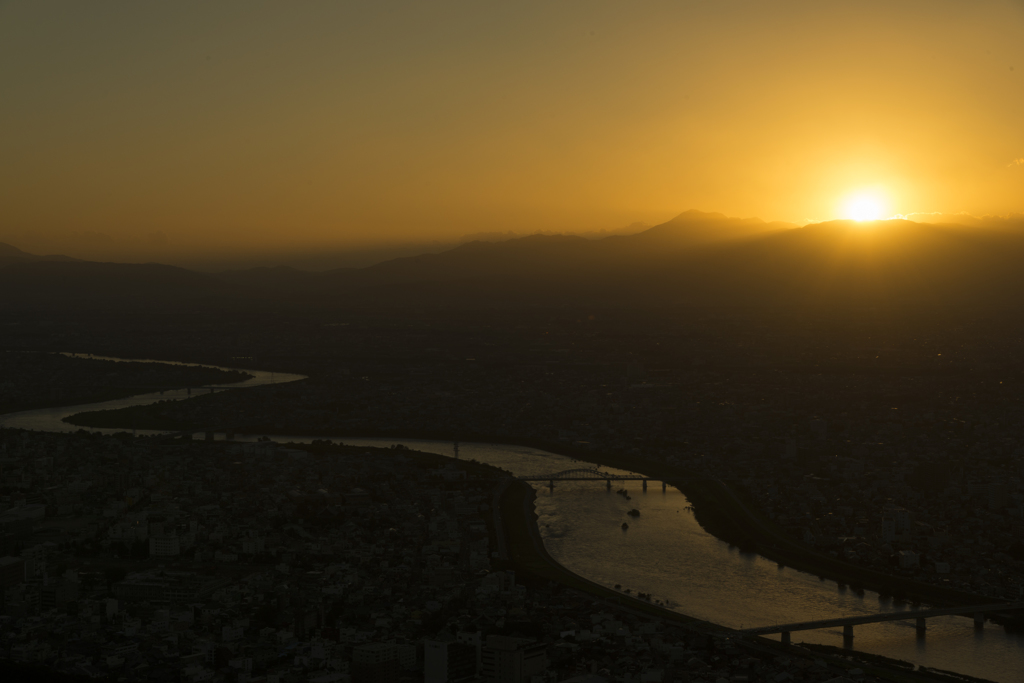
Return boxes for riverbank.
[18,359,1019,683]
[365,431,1024,614]
[498,479,717,628]
[63,402,1018,615]
[471,434,1020,615]
[0,351,253,417]
[497,479,998,683]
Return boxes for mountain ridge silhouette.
[4,211,1024,308]
[0,242,80,268]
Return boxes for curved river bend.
[2,355,1021,682]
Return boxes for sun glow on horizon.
[841,192,888,222]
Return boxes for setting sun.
[842,193,886,222]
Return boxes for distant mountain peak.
[0,242,33,258]
[0,242,79,267]
[668,209,732,222]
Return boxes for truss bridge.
[516,468,665,491]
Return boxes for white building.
[241,538,265,554]
[150,535,181,557]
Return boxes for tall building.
[3,582,40,618]
[0,555,25,589]
[898,550,919,569]
[881,517,896,543]
[351,642,399,683]
[989,482,1010,510]
[481,636,547,683]
[40,578,79,612]
[784,438,798,460]
[894,508,911,534]
[425,637,478,683]
[458,631,482,673]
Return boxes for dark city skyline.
[2,3,1024,683]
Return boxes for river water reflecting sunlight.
[3,358,1022,682]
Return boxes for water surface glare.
[2,359,1022,682]
[345,438,1024,683]
[0,354,305,433]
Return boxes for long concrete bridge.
[516,468,666,492]
[742,601,1024,644]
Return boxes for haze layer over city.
[2,3,1024,683]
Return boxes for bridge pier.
[517,469,652,493]
[742,600,1024,644]
[205,431,215,442]
[226,429,235,440]
[549,480,554,492]
[662,481,666,492]
[780,631,790,646]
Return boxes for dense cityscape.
[5,2,1024,681]
[56,311,1024,601]
[2,308,1024,682]
[2,429,898,683]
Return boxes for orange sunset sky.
[1,1,1022,265]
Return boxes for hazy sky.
[1,1,1023,264]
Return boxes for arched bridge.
[517,468,665,492]
[518,468,641,481]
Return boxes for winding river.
[2,355,1022,682]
